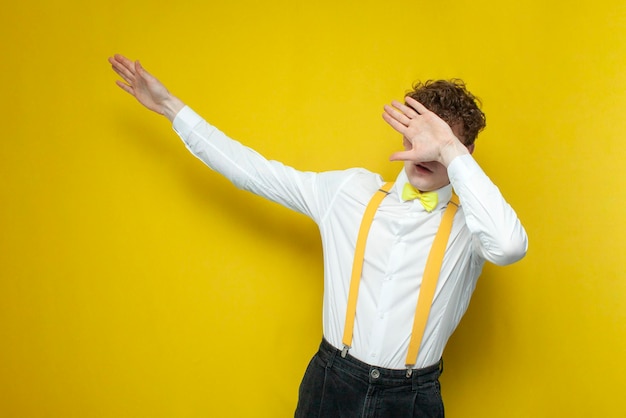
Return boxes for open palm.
[108,54,182,119]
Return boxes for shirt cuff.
[172,106,204,139]
[448,154,483,185]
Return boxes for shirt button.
[370,369,380,379]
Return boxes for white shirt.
[173,106,528,369]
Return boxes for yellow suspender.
[340,182,460,374]
[341,182,395,358]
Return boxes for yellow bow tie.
[401,183,438,212]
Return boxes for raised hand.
[108,54,184,121]
[382,97,469,167]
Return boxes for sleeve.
[172,106,321,220]
[448,154,528,266]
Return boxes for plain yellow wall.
[1,0,625,416]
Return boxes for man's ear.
[467,143,475,154]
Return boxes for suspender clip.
[341,345,350,358]
[406,366,413,378]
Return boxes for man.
[109,54,527,417]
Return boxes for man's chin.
[405,172,449,192]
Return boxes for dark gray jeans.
[295,339,444,418]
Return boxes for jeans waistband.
[317,338,442,387]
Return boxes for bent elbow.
[489,234,528,266]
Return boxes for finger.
[389,150,414,162]
[382,111,409,135]
[392,100,420,119]
[115,79,135,96]
[110,60,137,86]
[113,54,137,73]
[111,55,138,79]
[111,64,135,86]
[404,97,429,115]
[383,104,410,125]
[383,105,408,121]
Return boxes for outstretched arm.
[108,54,185,122]
[108,54,327,220]
[382,97,470,167]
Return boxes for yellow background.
[1,0,625,416]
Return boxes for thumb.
[389,150,413,162]
[135,60,147,78]
[135,60,152,80]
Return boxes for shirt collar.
[392,169,453,211]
